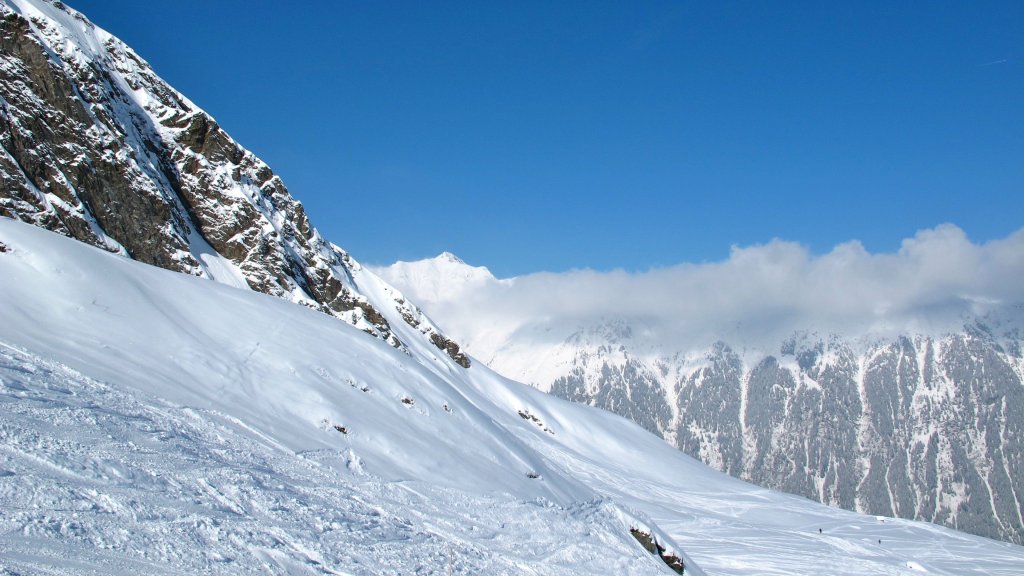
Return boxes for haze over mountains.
[374,234,1024,544]
[1,0,1023,573]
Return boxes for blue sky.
[68,1,1022,277]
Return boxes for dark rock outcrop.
[0,1,469,366]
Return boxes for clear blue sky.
[67,1,1022,277]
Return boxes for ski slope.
[2,219,1023,575]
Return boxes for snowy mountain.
[374,250,1024,545]
[2,0,1023,573]
[0,0,468,367]
[6,201,1024,575]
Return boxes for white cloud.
[376,224,1024,355]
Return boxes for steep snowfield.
[3,220,1024,574]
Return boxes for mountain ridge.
[375,251,1024,544]
[0,0,469,368]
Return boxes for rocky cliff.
[0,0,468,367]
[550,321,1024,544]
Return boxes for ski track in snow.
[3,340,1021,575]
[0,345,660,575]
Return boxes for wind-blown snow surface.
[2,221,1024,575]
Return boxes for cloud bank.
[379,225,1024,353]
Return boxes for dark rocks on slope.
[549,325,1024,544]
[430,332,471,368]
[674,342,744,478]
[0,4,470,366]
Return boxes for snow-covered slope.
[374,251,1024,545]
[2,0,1022,570]
[0,0,468,367]
[5,219,1024,575]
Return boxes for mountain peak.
[372,252,500,306]
[437,251,465,265]
[0,0,470,368]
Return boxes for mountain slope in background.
[374,251,1024,545]
[0,0,468,367]
[6,213,1024,575]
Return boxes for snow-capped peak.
[372,252,503,306]
[438,250,465,264]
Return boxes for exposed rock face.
[674,342,745,478]
[0,1,468,366]
[546,322,1024,544]
[430,332,472,369]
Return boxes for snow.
[370,252,538,375]
[4,0,1022,569]
[3,220,1024,575]
[375,252,503,306]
